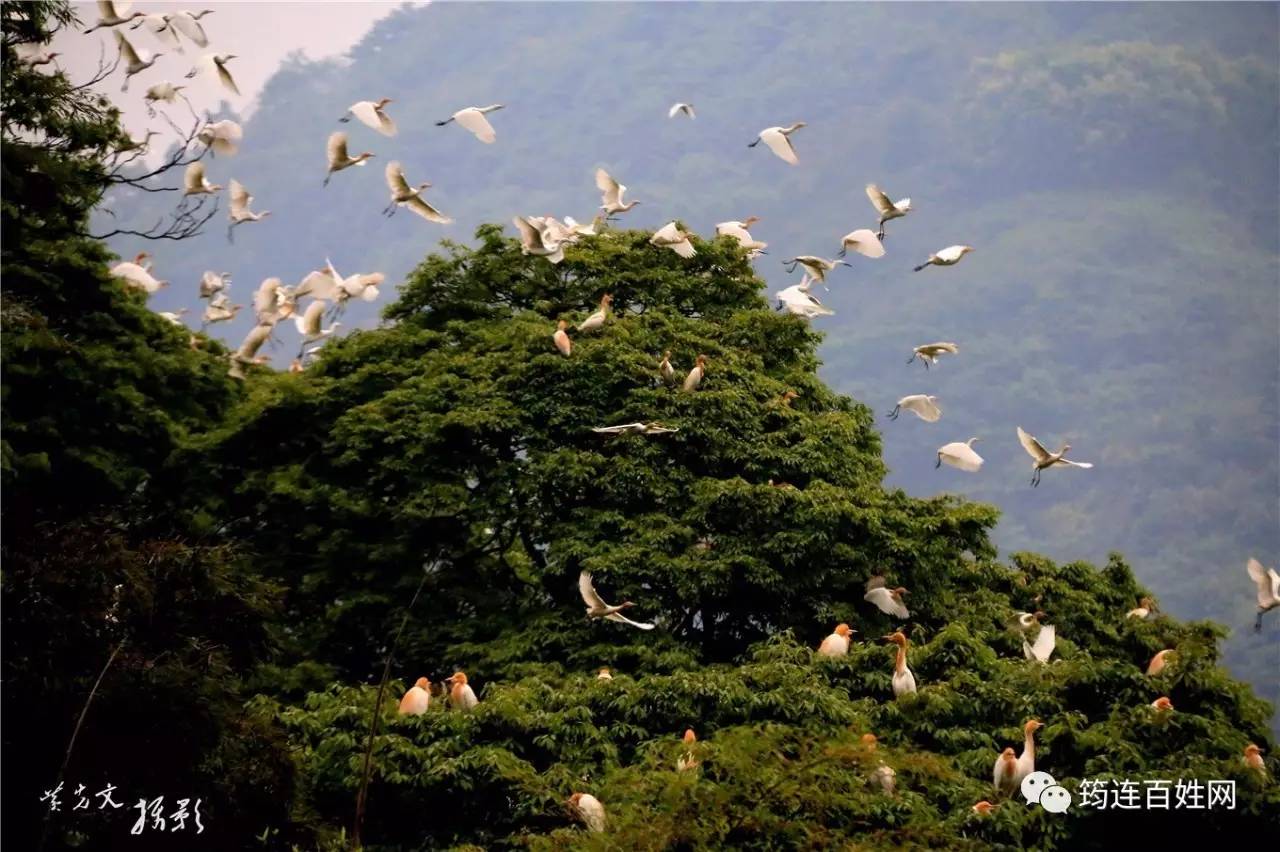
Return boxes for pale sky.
[55,2,421,152]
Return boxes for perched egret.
[567,793,606,833]
[1013,720,1044,787]
[398,677,431,715]
[1017,612,1056,662]
[883,631,917,697]
[577,294,612,332]
[817,623,854,657]
[1147,649,1175,676]
[992,748,1018,795]
[552,320,572,356]
[682,355,708,392]
[445,672,479,711]
[651,221,696,258]
[1126,597,1157,620]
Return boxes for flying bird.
[113,29,160,92]
[715,218,767,257]
[914,245,974,272]
[748,122,806,165]
[651,222,696,258]
[783,256,850,288]
[668,102,695,119]
[1017,426,1094,486]
[936,438,983,472]
[837,228,885,259]
[293,300,340,357]
[864,577,910,619]
[775,283,834,320]
[182,161,221,196]
[436,104,504,143]
[85,1,145,33]
[198,269,229,299]
[513,215,565,263]
[341,98,397,136]
[130,14,182,53]
[886,394,940,422]
[578,571,655,629]
[591,423,678,437]
[907,342,958,369]
[324,132,374,187]
[198,119,243,156]
[185,53,240,96]
[143,81,185,114]
[227,179,269,241]
[595,168,640,218]
[1246,557,1280,630]
[865,184,912,240]
[1017,612,1056,663]
[384,162,450,223]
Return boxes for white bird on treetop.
[591,423,678,437]
[577,294,612,333]
[567,792,606,832]
[578,571,655,630]
[398,677,430,715]
[651,222,697,258]
[817,623,854,657]
[111,252,167,294]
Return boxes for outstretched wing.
[578,571,607,608]
[1017,427,1053,463]
[595,168,622,206]
[1027,624,1056,662]
[385,161,410,194]
[228,179,251,216]
[327,131,350,167]
[114,29,141,65]
[606,611,656,630]
[456,109,496,143]
[865,575,888,593]
[762,129,798,165]
[1247,559,1273,606]
[865,184,895,216]
[169,11,209,46]
[407,195,451,224]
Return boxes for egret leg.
[935,456,942,469]
[906,354,916,365]
[887,406,900,420]
[1256,611,1264,632]
[836,247,847,258]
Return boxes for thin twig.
[352,571,430,850]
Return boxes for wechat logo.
[1022,771,1072,814]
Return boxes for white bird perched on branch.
[198,120,243,156]
[682,354,708,392]
[817,623,854,657]
[883,631,917,697]
[552,320,572,356]
[85,1,145,33]
[111,252,166,294]
[1246,558,1280,631]
[748,122,806,165]
[324,132,374,187]
[577,294,612,332]
[113,29,160,93]
[936,437,983,472]
[143,81,185,115]
[837,228,885,259]
[715,218,766,257]
[1014,720,1044,786]
[651,222,696,258]
[436,104,504,143]
[185,53,239,96]
[914,245,974,272]
[444,672,479,711]
[887,394,940,422]
[198,269,229,299]
[156,308,189,326]
[865,577,910,619]
[595,168,640,219]
[865,184,912,240]
[1016,426,1094,487]
[383,162,450,223]
[784,256,850,287]
[182,161,221,196]
[668,102,695,119]
[1016,612,1055,662]
[907,342,958,369]
[567,793,606,833]
[339,98,397,136]
[592,422,678,437]
[775,282,833,319]
[397,677,430,716]
[578,572,655,629]
[513,216,565,263]
[227,179,269,241]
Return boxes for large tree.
[183,225,1278,848]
